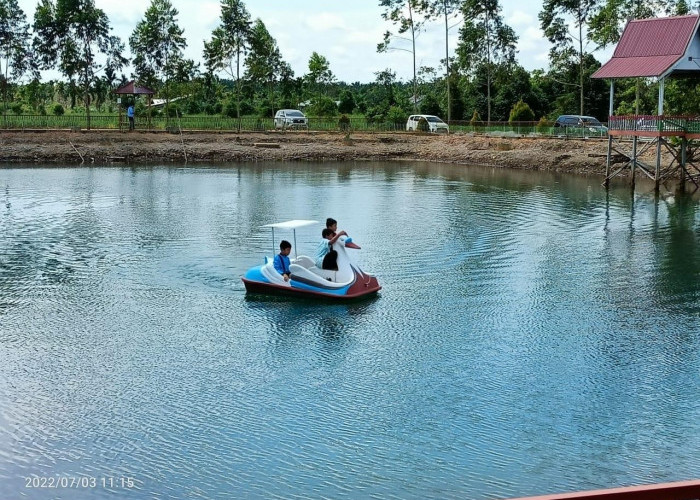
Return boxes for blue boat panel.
[290,280,350,295]
[244,265,269,283]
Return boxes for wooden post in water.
[655,138,662,192]
[680,136,688,191]
[631,135,637,189]
[605,80,614,188]
[655,79,665,192]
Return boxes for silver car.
[274,109,308,130]
[406,114,449,133]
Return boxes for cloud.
[16,0,558,82]
[303,13,345,32]
[507,10,537,28]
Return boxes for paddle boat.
[242,220,381,300]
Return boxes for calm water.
[0,162,699,499]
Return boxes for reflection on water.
[0,163,699,499]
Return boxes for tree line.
[1,0,699,129]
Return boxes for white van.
[274,109,308,130]
[406,115,449,133]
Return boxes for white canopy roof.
[261,220,318,230]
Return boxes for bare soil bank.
[0,130,645,176]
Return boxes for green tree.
[245,18,286,117]
[364,68,399,122]
[338,89,356,113]
[543,53,608,119]
[305,51,335,100]
[588,0,677,115]
[20,78,52,112]
[33,0,125,129]
[427,0,461,122]
[204,0,251,130]
[130,0,187,122]
[0,0,32,114]
[307,96,338,117]
[378,0,429,111]
[419,92,442,115]
[539,0,600,116]
[456,0,518,124]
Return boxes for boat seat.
[293,255,315,269]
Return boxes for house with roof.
[592,14,700,190]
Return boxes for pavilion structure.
[114,81,155,131]
[592,14,700,191]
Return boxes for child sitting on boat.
[316,228,347,270]
[273,240,292,281]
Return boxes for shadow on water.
[243,293,380,337]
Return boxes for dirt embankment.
[0,130,633,175]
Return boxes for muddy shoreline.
[0,130,629,175]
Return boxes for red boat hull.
[242,274,381,301]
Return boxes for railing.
[0,114,612,137]
[608,115,700,135]
[449,121,607,138]
[507,479,700,500]
[0,114,409,132]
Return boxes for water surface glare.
[1,163,699,499]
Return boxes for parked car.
[274,109,308,129]
[554,115,608,135]
[406,115,449,133]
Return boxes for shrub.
[222,100,238,118]
[386,105,407,128]
[185,99,201,115]
[308,96,338,117]
[338,90,355,114]
[469,110,482,127]
[536,116,552,133]
[508,99,535,123]
[38,105,47,116]
[165,104,181,118]
[419,94,442,116]
[239,100,254,116]
[417,116,429,132]
[53,104,65,116]
[11,103,23,115]
[338,114,350,131]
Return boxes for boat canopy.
[262,220,318,229]
[261,220,318,259]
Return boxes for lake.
[1,162,699,499]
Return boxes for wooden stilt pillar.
[631,135,637,189]
[605,135,613,188]
[655,139,662,192]
[653,78,665,192]
[680,137,688,191]
[605,80,614,189]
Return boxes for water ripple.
[1,164,699,499]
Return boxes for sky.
[15,0,612,83]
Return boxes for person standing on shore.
[127,103,135,131]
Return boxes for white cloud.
[16,0,562,82]
[507,10,537,28]
[303,13,345,32]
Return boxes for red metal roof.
[592,14,700,79]
[114,81,155,95]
